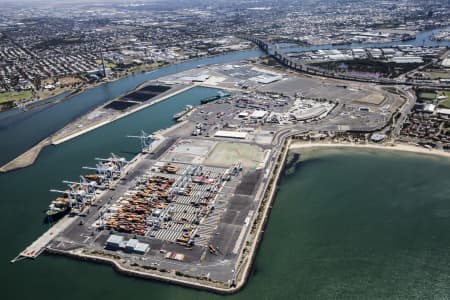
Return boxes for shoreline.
[0,139,50,173]
[46,248,234,294]
[289,141,450,158]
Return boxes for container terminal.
[12,130,277,291]
[11,59,418,292]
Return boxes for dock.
[11,215,78,263]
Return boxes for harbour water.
[2,143,450,299]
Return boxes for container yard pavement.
[46,136,271,284]
[204,142,266,169]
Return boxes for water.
[261,148,450,298]
[281,27,450,53]
[0,49,263,166]
[2,139,450,299]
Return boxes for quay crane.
[82,163,118,182]
[82,153,127,180]
[48,189,87,215]
[62,179,97,195]
[127,130,158,152]
[49,189,85,203]
[95,153,128,172]
[50,178,95,214]
[80,174,106,188]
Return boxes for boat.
[200,91,230,104]
[82,174,103,184]
[401,35,416,41]
[45,197,71,221]
[331,41,352,46]
[200,95,221,104]
[173,105,193,120]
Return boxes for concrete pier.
[11,215,78,262]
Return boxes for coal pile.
[104,100,137,111]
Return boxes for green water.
[2,125,450,298]
[257,148,450,299]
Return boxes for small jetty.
[11,215,77,263]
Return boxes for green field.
[438,91,450,108]
[418,92,436,100]
[439,91,450,97]
[0,90,33,104]
[425,71,450,79]
[105,63,117,68]
[439,100,450,108]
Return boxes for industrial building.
[214,130,248,139]
[251,74,282,84]
[250,110,268,119]
[371,133,386,142]
[105,234,150,254]
[106,234,124,250]
[290,106,329,121]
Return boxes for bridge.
[241,35,450,88]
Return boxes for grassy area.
[129,61,166,73]
[424,71,450,79]
[416,90,450,108]
[440,91,450,97]
[439,99,450,108]
[418,92,436,100]
[0,90,33,104]
[35,86,72,101]
[105,63,117,68]
[435,91,450,108]
[94,60,117,69]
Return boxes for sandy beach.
[289,141,450,159]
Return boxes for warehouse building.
[105,234,124,250]
[105,234,150,254]
[214,130,248,139]
[250,110,268,119]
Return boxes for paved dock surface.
[19,215,78,259]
